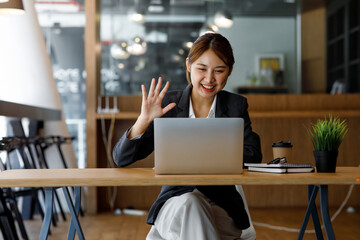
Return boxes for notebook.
[154,118,244,175]
[244,163,315,174]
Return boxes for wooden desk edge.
[0,167,359,187]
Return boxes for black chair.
[0,188,19,240]
[8,120,67,223]
[0,141,30,240]
[27,120,84,217]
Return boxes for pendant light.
[214,9,233,28]
[127,37,147,55]
[128,0,146,24]
[199,1,219,36]
[199,24,219,36]
[0,0,25,15]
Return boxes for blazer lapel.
[215,91,229,117]
[176,84,192,118]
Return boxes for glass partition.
[100,0,299,95]
[36,0,86,168]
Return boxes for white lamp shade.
[0,0,77,168]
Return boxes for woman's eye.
[198,68,206,71]
[215,70,224,73]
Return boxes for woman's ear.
[186,58,191,72]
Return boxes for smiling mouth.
[201,84,215,92]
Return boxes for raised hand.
[128,77,176,139]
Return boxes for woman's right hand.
[128,77,176,139]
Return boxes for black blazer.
[113,85,262,229]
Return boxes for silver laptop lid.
[154,118,244,174]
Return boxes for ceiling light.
[118,63,125,69]
[0,0,25,15]
[128,7,146,24]
[148,5,164,13]
[111,41,130,60]
[214,10,233,28]
[0,0,9,3]
[127,37,147,56]
[199,24,219,36]
[183,41,193,50]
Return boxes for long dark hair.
[186,33,235,83]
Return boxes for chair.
[0,188,19,240]
[0,142,30,240]
[8,120,67,222]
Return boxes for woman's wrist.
[128,115,152,139]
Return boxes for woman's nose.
[204,71,215,82]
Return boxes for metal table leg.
[67,187,82,239]
[39,188,54,240]
[298,185,322,240]
[308,185,324,239]
[298,185,336,240]
[320,185,335,240]
[62,187,84,240]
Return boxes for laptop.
[154,118,244,174]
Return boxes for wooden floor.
[6,207,360,240]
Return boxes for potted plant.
[306,115,348,172]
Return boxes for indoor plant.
[306,115,348,172]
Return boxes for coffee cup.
[272,141,293,162]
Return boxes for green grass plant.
[306,115,348,151]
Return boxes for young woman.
[113,33,262,240]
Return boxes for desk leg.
[320,185,335,240]
[298,185,321,240]
[62,187,85,240]
[39,188,54,240]
[309,185,324,239]
[67,187,81,239]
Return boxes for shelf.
[0,100,61,121]
[96,112,139,119]
[350,26,360,34]
[327,35,345,45]
[235,85,288,94]
[95,110,360,120]
[326,0,360,93]
[350,59,360,66]
[328,65,345,72]
[250,110,360,118]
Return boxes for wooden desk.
[1,167,359,239]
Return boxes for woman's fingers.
[140,78,174,121]
[159,80,170,98]
[141,84,147,102]
[154,77,162,96]
[162,103,176,115]
[148,78,156,97]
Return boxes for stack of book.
[245,163,315,173]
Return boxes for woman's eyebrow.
[195,63,227,68]
[195,63,207,67]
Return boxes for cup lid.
[272,141,293,147]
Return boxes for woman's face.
[186,50,230,101]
